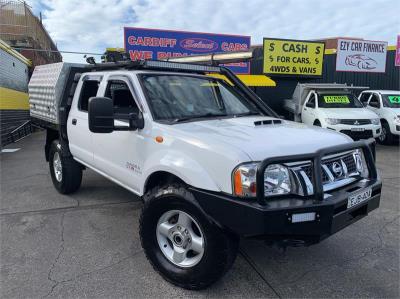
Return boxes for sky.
[26,0,399,63]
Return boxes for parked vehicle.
[29,61,381,290]
[359,90,400,145]
[283,83,381,140]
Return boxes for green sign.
[323,95,350,104]
[388,95,400,103]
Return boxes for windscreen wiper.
[171,113,228,123]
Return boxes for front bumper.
[326,124,381,139]
[192,139,382,245]
[191,178,381,244]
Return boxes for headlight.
[353,149,369,178]
[371,118,380,125]
[232,163,292,197]
[264,164,291,196]
[325,118,340,125]
[393,116,400,124]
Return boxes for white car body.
[300,90,381,139]
[359,90,400,137]
[67,70,353,196]
[29,62,383,288]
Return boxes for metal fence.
[0,0,62,65]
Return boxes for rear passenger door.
[67,75,101,165]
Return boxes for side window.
[78,80,100,112]
[306,93,316,108]
[105,80,138,114]
[359,93,370,104]
[369,94,380,107]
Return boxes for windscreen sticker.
[388,95,400,103]
[323,95,350,104]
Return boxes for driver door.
[92,76,145,193]
[302,92,317,125]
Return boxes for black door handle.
[72,119,77,125]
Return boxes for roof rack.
[86,59,221,73]
[164,50,253,65]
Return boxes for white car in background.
[359,90,400,144]
[284,83,382,141]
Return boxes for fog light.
[291,212,316,223]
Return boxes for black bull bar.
[256,139,377,205]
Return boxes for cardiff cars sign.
[336,38,388,73]
[124,27,251,74]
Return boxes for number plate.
[351,127,365,132]
[347,188,372,209]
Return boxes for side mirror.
[88,97,114,133]
[125,112,145,130]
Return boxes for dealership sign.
[262,38,325,77]
[124,27,251,74]
[395,35,400,67]
[336,39,388,73]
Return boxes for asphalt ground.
[1,131,399,298]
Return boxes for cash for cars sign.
[124,27,251,74]
[262,38,325,77]
[336,39,388,72]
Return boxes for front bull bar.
[255,139,378,206]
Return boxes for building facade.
[0,39,31,146]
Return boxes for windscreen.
[382,94,400,108]
[318,93,363,108]
[140,74,261,121]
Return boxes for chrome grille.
[292,151,360,194]
[342,154,357,174]
[340,119,371,125]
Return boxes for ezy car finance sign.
[336,39,387,73]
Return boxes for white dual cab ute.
[284,83,381,141]
[29,60,382,290]
[359,90,400,144]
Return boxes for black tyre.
[314,120,321,127]
[377,121,394,145]
[49,140,82,194]
[140,184,239,290]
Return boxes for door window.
[306,94,316,108]
[105,80,139,115]
[369,94,380,108]
[359,93,370,105]
[78,80,100,112]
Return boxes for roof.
[363,90,400,94]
